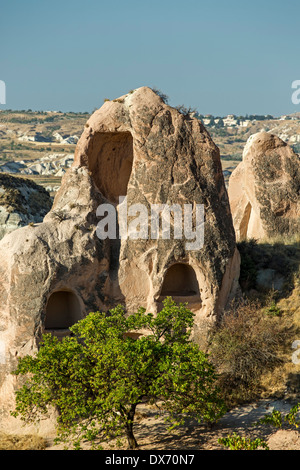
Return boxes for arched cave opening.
[88,131,134,204]
[160,263,200,298]
[45,290,82,335]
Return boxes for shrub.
[218,432,269,450]
[237,238,300,294]
[151,87,169,104]
[257,403,300,429]
[264,300,282,317]
[209,299,287,405]
[174,104,197,116]
[258,409,283,428]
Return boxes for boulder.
[0,87,240,433]
[256,268,285,292]
[228,132,300,241]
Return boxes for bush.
[237,238,300,293]
[264,299,282,317]
[257,403,300,429]
[209,299,287,405]
[151,87,169,104]
[218,432,269,450]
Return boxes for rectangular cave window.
[160,263,200,297]
[88,132,133,204]
[45,290,81,334]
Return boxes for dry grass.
[0,433,47,450]
[259,278,300,398]
[208,298,292,407]
[214,236,300,406]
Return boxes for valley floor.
[44,399,300,451]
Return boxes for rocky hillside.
[0,153,74,177]
[0,173,53,239]
[0,110,88,194]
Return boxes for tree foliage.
[12,298,225,449]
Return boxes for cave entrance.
[157,263,201,312]
[89,132,133,204]
[45,290,82,338]
[160,263,200,298]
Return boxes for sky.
[1,0,300,116]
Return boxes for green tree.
[12,298,225,449]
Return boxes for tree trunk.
[126,428,138,450]
[126,404,138,449]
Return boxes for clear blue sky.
[1,0,300,116]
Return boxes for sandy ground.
[45,398,300,451]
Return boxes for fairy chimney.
[0,87,240,433]
[228,131,300,241]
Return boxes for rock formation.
[228,131,300,241]
[0,153,74,177]
[0,174,52,239]
[0,86,240,433]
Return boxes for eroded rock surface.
[228,132,300,241]
[0,174,52,239]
